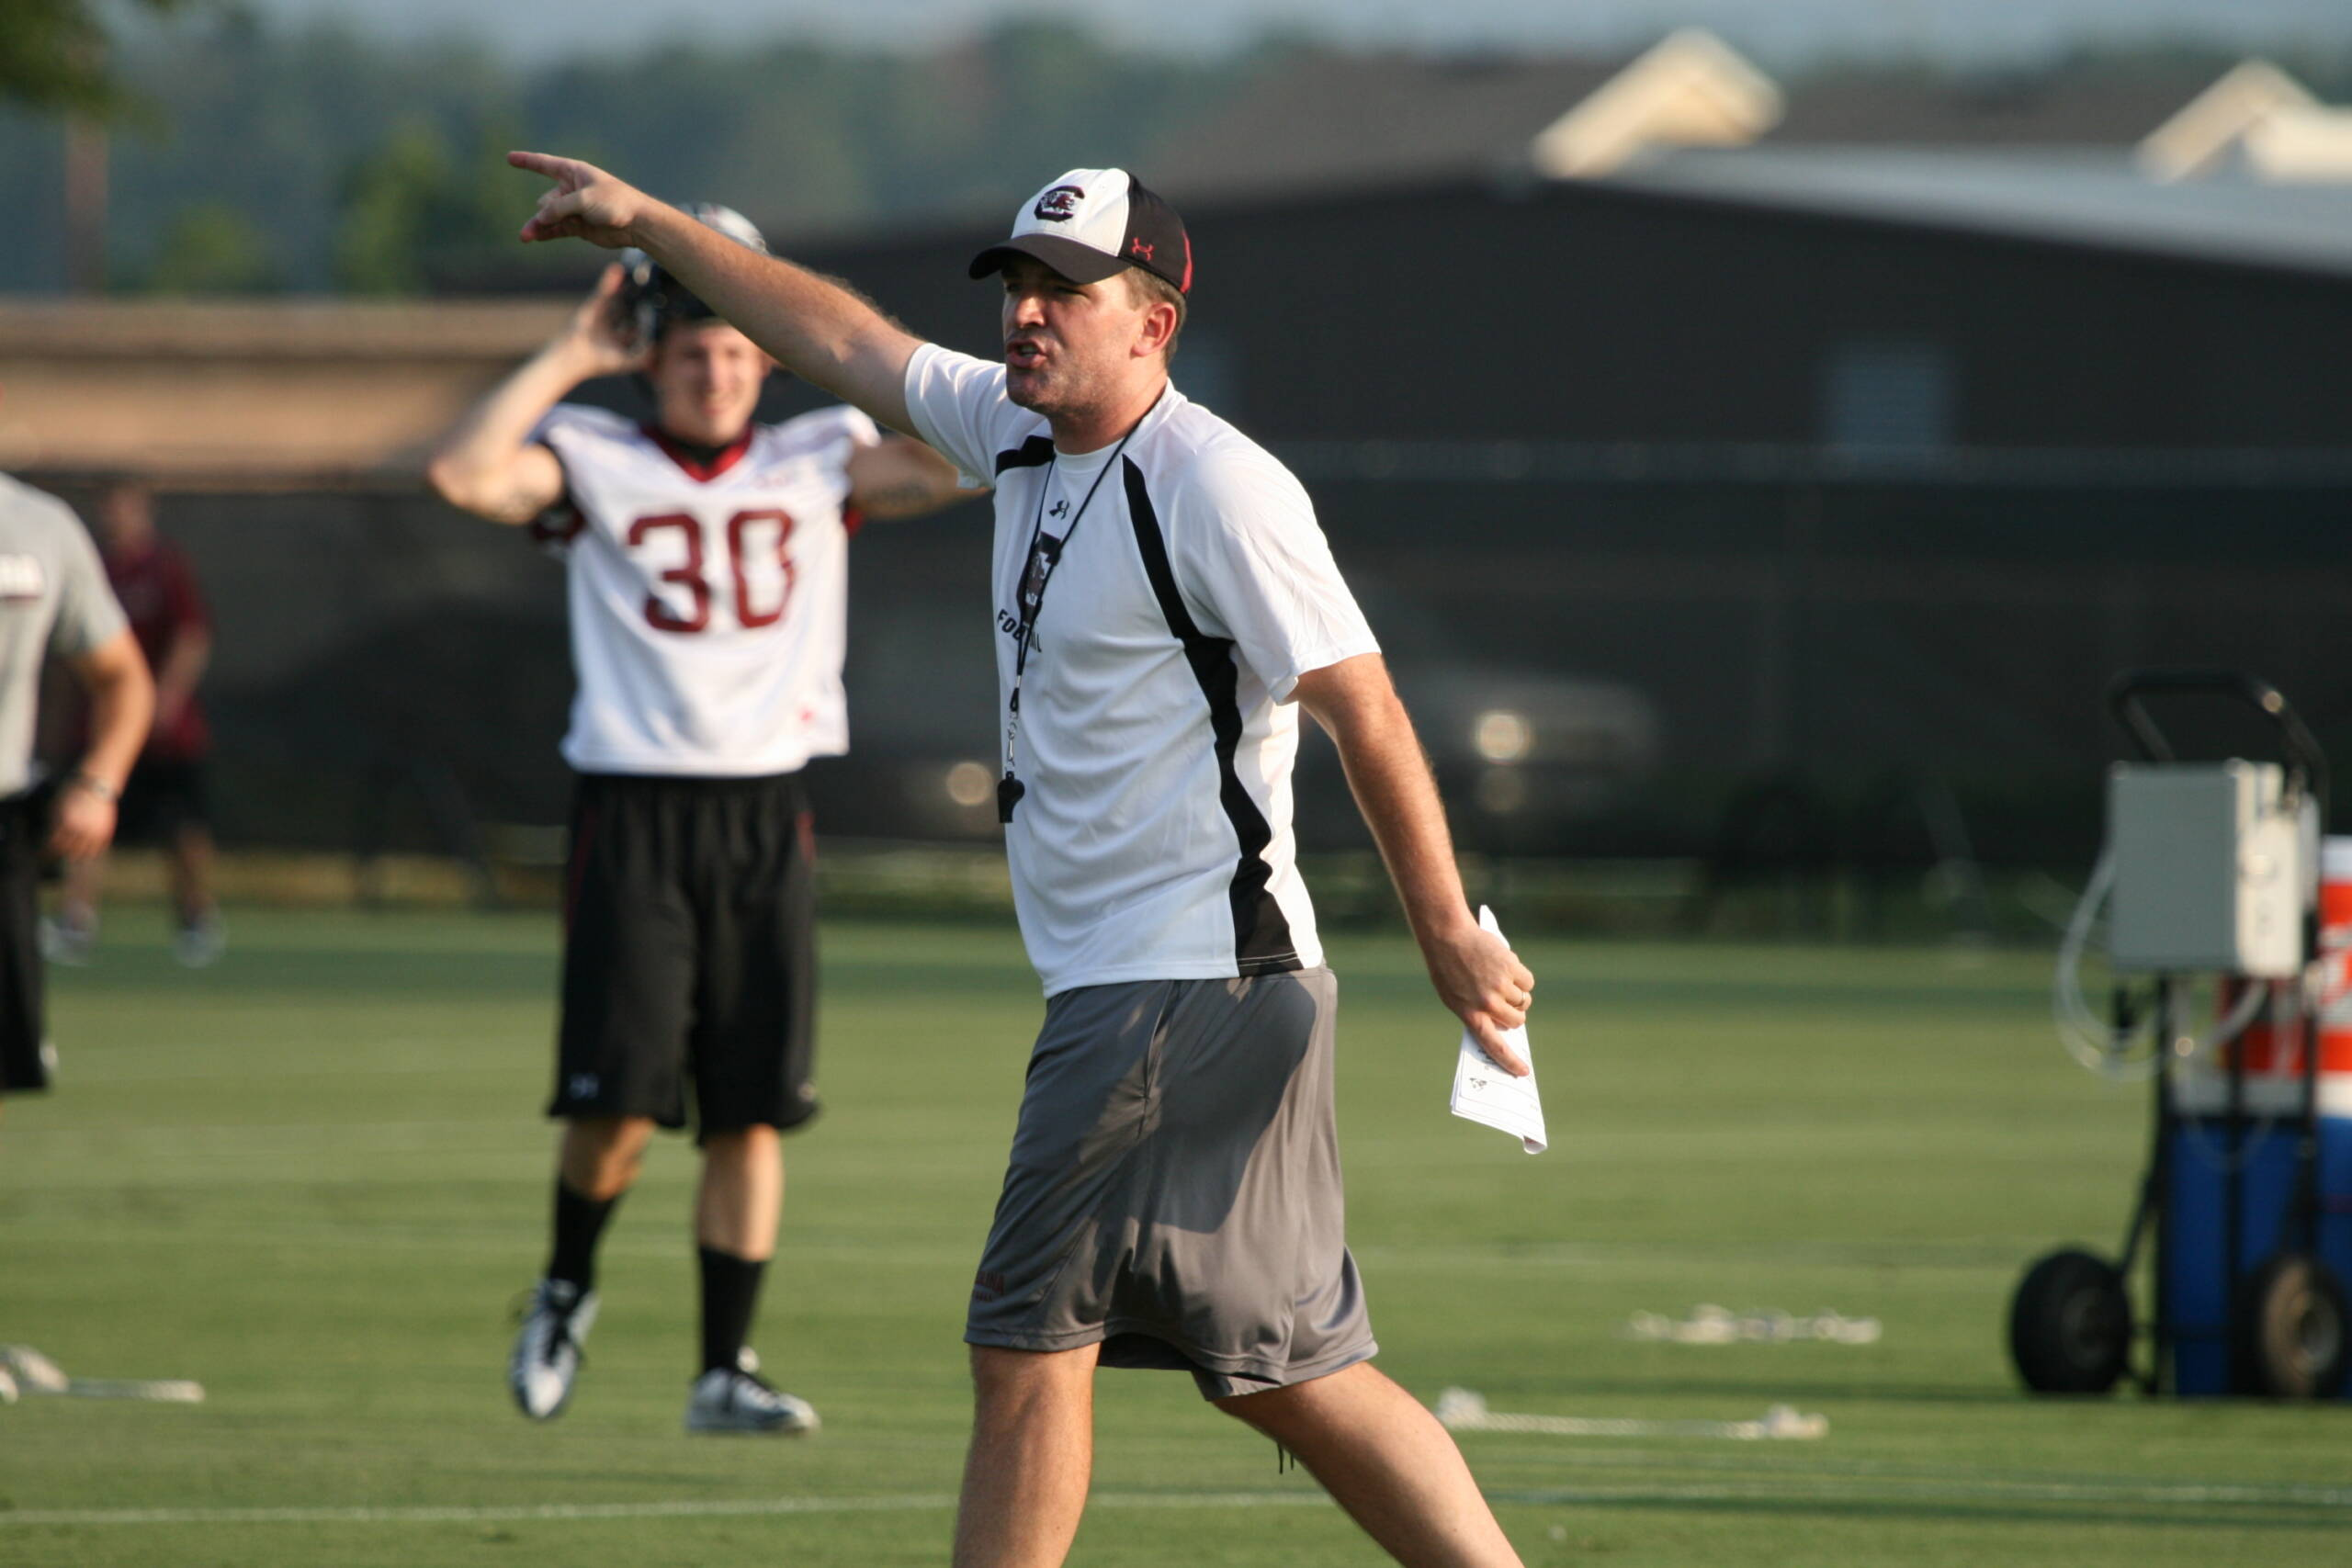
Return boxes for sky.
[220,0,2351,66]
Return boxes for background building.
[6,35,2348,883]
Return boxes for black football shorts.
[549,772,819,1141]
[116,759,209,844]
[0,791,50,1094]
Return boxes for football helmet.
[614,203,770,345]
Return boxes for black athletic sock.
[547,1180,620,1292]
[698,1246,768,1374]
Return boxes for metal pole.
[2222,983,2249,1388]
[63,118,108,295]
[2152,975,2176,1395]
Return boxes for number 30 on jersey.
[626,508,797,635]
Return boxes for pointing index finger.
[506,150,574,181]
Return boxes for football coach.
[510,149,1538,1568]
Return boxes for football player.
[427,206,971,1433]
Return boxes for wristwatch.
[65,772,119,803]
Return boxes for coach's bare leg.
[557,1115,656,1201]
[1216,1361,1523,1568]
[954,1343,1100,1568]
[695,1124,783,1258]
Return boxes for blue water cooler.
[2012,671,2352,1401]
[2160,897,2352,1399]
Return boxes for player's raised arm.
[1292,652,1535,1075]
[426,264,641,525]
[843,436,979,522]
[511,152,924,436]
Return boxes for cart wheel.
[2233,1253,2351,1399]
[2009,1248,2132,1394]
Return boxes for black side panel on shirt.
[1121,458,1298,976]
[994,436,1057,476]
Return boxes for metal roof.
[1149,52,1618,204]
[1608,146,2352,279]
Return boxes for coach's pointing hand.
[511,152,656,249]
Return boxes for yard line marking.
[1491,1475,2352,1509]
[8,1472,2351,1530]
[0,1491,1330,1529]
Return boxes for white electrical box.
[2107,761,2309,978]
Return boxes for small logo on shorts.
[972,1269,1007,1303]
[567,1073,601,1100]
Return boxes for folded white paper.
[1448,906,1546,1153]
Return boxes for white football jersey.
[531,402,879,776]
[904,344,1379,997]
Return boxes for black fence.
[47,447,2352,878]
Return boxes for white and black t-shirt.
[904,343,1378,997]
[531,403,879,777]
[0,474,128,796]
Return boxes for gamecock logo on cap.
[1033,186,1084,222]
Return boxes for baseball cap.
[968,169,1193,295]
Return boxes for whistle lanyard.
[999,418,1143,824]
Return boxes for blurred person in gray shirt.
[0,453,153,1120]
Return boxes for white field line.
[56,1057,525,1084]
[1489,1475,2352,1510]
[0,1490,1328,1529]
[9,1471,2352,1531]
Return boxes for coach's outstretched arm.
[426,264,641,524]
[512,152,922,436]
[1294,652,1536,1075]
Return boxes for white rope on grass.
[1434,1387,1827,1441]
[1624,1305,1882,1345]
[1,1345,205,1404]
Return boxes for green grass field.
[3,906,2347,1567]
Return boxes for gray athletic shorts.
[966,966,1377,1400]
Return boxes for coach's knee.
[1212,1363,1362,1438]
[968,1345,1038,1400]
[1213,1382,1293,1433]
[558,1115,654,1200]
[968,1345,1092,1416]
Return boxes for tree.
[138,201,279,294]
[334,117,559,295]
[0,0,187,116]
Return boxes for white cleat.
[0,1344,70,1394]
[684,1349,818,1435]
[174,912,227,968]
[39,917,94,966]
[509,1279,596,1420]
